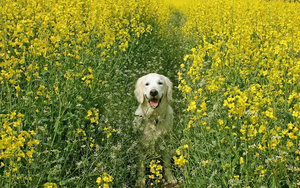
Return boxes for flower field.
[178,0,300,187]
[1,0,300,187]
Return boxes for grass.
[1,0,300,187]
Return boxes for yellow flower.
[201,160,210,166]
[187,100,196,111]
[96,173,113,187]
[240,157,245,164]
[187,120,193,128]
[102,173,113,183]
[173,155,188,167]
[15,85,21,91]
[26,149,35,158]
[85,108,99,124]
[218,119,224,125]
[260,170,267,177]
[96,177,102,185]
[28,130,36,135]
[43,183,58,188]
[183,55,190,61]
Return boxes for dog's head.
[134,73,172,108]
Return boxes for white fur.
[133,73,176,187]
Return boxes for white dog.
[133,73,177,187]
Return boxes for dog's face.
[134,73,172,108]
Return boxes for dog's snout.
[150,89,158,97]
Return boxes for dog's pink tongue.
[150,99,159,108]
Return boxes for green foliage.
[1,0,300,187]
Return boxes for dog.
[133,73,177,187]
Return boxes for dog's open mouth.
[145,94,163,109]
[149,98,160,109]
[147,96,163,109]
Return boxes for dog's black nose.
[150,89,158,97]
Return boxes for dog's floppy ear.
[134,76,145,104]
[164,76,173,103]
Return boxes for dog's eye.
[145,83,149,86]
[158,81,163,85]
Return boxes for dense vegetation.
[1,0,300,187]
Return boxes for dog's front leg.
[163,148,177,185]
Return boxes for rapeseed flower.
[96,173,113,188]
[148,160,164,184]
[173,144,189,167]
[43,183,58,188]
[179,0,300,185]
[173,155,188,167]
[0,112,39,182]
